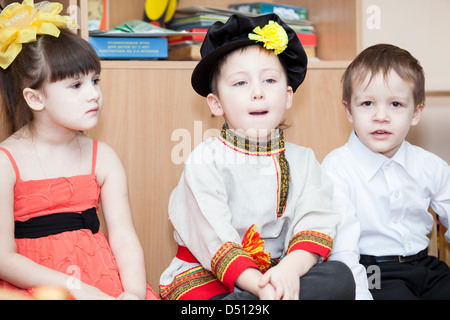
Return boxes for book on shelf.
[88,19,205,60]
[173,5,313,28]
[297,32,317,58]
[168,28,207,44]
[168,5,317,59]
[87,6,317,61]
[229,2,308,21]
[88,0,109,31]
[168,12,229,31]
[303,46,316,59]
[168,41,202,60]
[170,6,315,38]
[88,20,173,59]
[167,27,206,60]
[167,31,316,60]
[89,36,168,59]
[297,31,317,47]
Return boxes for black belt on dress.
[14,207,100,239]
[360,248,428,264]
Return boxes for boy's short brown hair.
[342,44,425,107]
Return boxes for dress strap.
[92,139,98,175]
[0,147,20,180]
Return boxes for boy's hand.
[259,266,298,300]
[257,282,276,300]
[235,267,276,300]
[259,250,319,300]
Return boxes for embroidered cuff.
[159,266,228,300]
[287,230,333,260]
[211,242,258,292]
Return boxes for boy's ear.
[23,88,45,111]
[343,100,354,123]
[285,86,294,111]
[206,93,224,117]
[411,103,424,126]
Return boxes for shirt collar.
[218,123,286,156]
[347,130,409,181]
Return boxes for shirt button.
[394,191,400,198]
[393,217,399,224]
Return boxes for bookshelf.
[79,0,362,63]
[0,0,361,289]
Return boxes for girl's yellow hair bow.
[248,20,288,55]
[0,0,78,69]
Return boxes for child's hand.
[69,282,116,300]
[117,291,140,300]
[257,281,276,300]
[259,250,319,300]
[235,267,276,300]
[259,264,299,300]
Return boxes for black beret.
[191,13,308,97]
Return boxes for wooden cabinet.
[0,0,361,289]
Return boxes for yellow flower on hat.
[248,20,288,55]
[0,0,78,69]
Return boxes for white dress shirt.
[322,131,450,299]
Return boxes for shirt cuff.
[287,230,333,261]
[211,241,259,292]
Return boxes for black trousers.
[361,255,450,300]
[211,261,355,300]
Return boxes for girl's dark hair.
[0,29,101,134]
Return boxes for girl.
[0,0,158,300]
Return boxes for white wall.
[361,0,450,163]
[362,0,450,92]
[407,96,450,163]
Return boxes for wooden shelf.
[100,59,351,70]
[79,0,361,62]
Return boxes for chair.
[429,210,450,264]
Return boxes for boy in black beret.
[160,14,355,300]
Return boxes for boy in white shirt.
[322,44,450,299]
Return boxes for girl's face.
[207,46,293,140]
[32,71,103,132]
[345,70,423,158]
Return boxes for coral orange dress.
[0,140,158,299]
